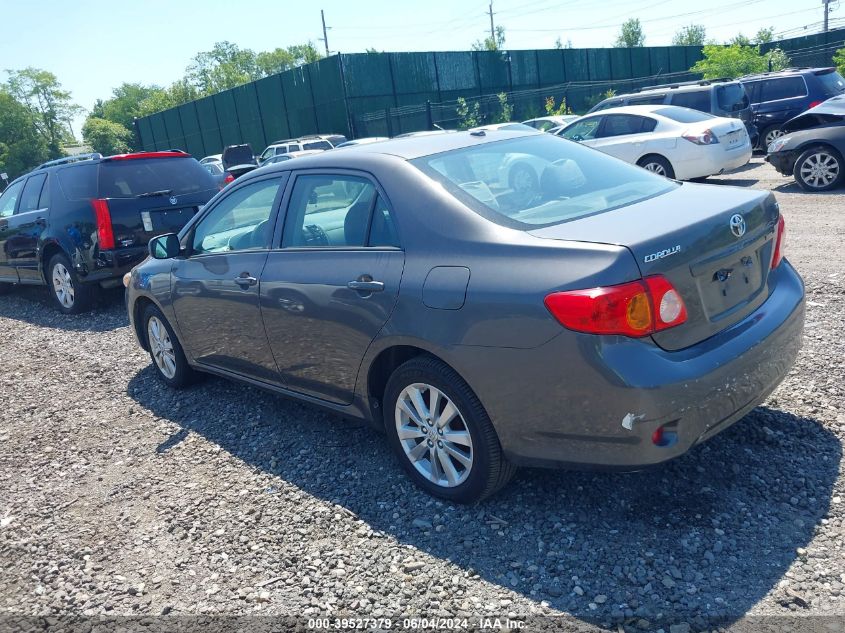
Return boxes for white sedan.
[554,105,751,180]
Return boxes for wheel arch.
[39,241,66,284]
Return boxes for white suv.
[258,134,347,165]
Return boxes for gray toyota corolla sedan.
[126,129,804,503]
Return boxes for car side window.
[639,116,658,133]
[560,117,601,141]
[762,77,807,102]
[368,195,400,247]
[38,175,50,209]
[191,178,282,255]
[742,80,762,104]
[17,173,47,213]
[627,94,666,106]
[0,180,24,218]
[669,90,711,112]
[282,175,379,248]
[597,115,644,138]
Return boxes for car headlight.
[767,137,791,154]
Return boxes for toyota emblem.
[169,196,178,206]
[729,213,746,238]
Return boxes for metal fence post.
[385,108,393,137]
[426,101,433,130]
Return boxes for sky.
[0,0,837,138]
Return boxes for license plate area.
[697,249,764,321]
[141,207,197,233]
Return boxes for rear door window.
[57,164,97,201]
[627,93,667,106]
[18,173,47,213]
[669,90,711,112]
[597,115,646,138]
[98,157,216,198]
[716,84,750,112]
[761,76,807,102]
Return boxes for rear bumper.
[673,143,752,180]
[453,261,805,469]
[79,247,148,286]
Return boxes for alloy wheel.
[643,162,667,176]
[52,263,75,309]
[765,128,785,147]
[799,151,840,189]
[147,316,177,379]
[395,383,474,488]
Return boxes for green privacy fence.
[135,27,845,154]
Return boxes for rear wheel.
[48,254,94,314]
[793,146,844,192]
[142,304,197,388]
[384,356,516,503]
[637,155,675,179]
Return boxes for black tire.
[508,163,539,196]
[141,303,197,388]
[760,124,785,151]
[688,176,709,183]
[0,282,13,295]
[47,253,95,314]
[792,145,844,192]
[637,155,675,179]
[384,355,516,503]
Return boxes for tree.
[754,27,775,44]
[834,46,845,77]
[136,79,200,118]
[187,41,259,95]
[82,117,132,156]
[0,90,50,179]
[614,19,645,48]
[730,33,753,46]
[691,44,790,79]
[672,24,707,46]
[472,25,506,51]
[456,97,480,129]
[5,68,81,155]
[255,42,323,75]
[493,92,513,123]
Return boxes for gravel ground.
[1,158,843,632]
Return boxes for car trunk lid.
[529,183,780,350]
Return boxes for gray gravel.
[1,158,844,632]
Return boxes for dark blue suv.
[739,67,845,150]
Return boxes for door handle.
[347,279,384,293]
[234,274,257,287]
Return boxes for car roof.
[577,104,675,117]
[739,66,835,80]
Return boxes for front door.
[260,173,404,404]
[171,175,286,384]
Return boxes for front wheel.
[761,125,785,151]
[384,356,516,503]
[637,155,675,179]
[48,254,94,314]
[142,304,197,388]
[793,146,844,192]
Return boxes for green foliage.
[672,24,707,46]
[614,19,645,48]
[472,25,506,51]
[456,97,481,130]
[493,93,513,123]
[834,47,845,77]
[691,44,790,79]
[81,117,132,156]
[0,90,50,179]
[730,33,753,46]
[5,68,81,156]
[544,96,573,116]
[755,27,775,44]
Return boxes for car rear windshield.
[817,70,845,95]
[716,83,750,112]
[411,135,677,229]
[98,157,216,199]
[653,107,715,123]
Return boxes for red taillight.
[544,275,687,337]
[682,128,718,145]
[808,100,823,109]
[105,151,188,161]
[91,198,115,250]
[771,215,786,269]
[224,173,235,183]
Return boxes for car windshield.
[716,84,750,112]
[817,70,845,95]
[411,135,677,229]
[653,107,715,123]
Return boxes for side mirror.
[148,233,181,259]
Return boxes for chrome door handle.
[234,274,257,287]
[347,280,384,292]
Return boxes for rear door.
[171,174,287,383]
[0,179,25,282]
[260,171,404,404]
[97,154,218,250]
[754,76,809,128]
[591,114,656,163]
[5,173,49,282]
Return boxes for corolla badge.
[169,196,178,205]
[643,245,681,263]
[730,213,746,238]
